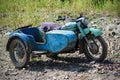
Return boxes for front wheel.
[84,35,107,62]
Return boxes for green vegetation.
[0,0,120,29]
[31,57,41,61]
[114,53,120,56]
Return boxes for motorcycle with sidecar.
[6,14,107,68]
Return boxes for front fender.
[80,28,103,39]
[6,32,31,51]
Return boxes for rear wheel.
[9,38,30,69]
[84,35,107,62]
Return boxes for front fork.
[77,23,92,48]
[83,36,92,48]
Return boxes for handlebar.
[56,13,83,22]
[56,16,65,21]
[56,18,65,21]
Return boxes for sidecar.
[6,25,77,68]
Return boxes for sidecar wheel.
[9,38,30,69]
[84,36,107,62]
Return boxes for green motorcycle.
[49,14,108,62]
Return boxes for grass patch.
[31,57,41,61]
[0,0,120,29]
[114,53,120,57]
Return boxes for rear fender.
[80,28,103,39]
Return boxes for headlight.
[82,18,89,26]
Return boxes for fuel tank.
[61,22,77,31]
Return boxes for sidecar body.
[6,27,77,54]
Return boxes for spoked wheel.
[9,38,30,68]
[84,35,107,62]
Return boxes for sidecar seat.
[20,27,46,43]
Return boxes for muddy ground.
[0,17,120,80]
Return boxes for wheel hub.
[14,44,24,59]
[90,43,99,54]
